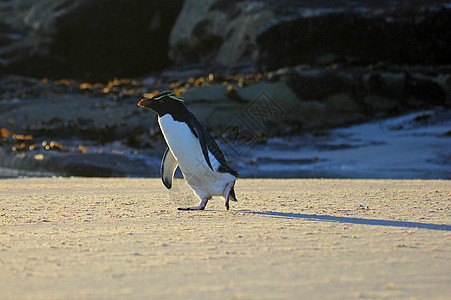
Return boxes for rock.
[437,74,451,106]
[169,0,273,67]
[2,0,449,79]
[1,62,448,140]
[0,66,449,176]
[180,65,449,132]
[0,77,158,141]
[0,0,183,80]
[0,148,159,177]
[363,95,398,113]
[169,0,450,72]
[256,5,451,70]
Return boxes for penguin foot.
[178,197,209,211]
[178,205,205,210]
[224,182,236,211]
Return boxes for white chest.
[158,115,217,171]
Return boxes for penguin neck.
[157,105,194,123]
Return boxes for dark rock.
[1,62,449,141]
[169,0,450,71]
[256,7,451,70]
[2,0,449,80]
[169,0,273,67]
[0,148,159,177]
[181,65,450,131]
[285,69,358,100]
[0,0,183,80]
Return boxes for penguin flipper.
[191,121,214,171]
[161,147,178,189]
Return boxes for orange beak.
[138,99,150,107]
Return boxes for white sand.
[1,178,450,299]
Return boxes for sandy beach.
[1,178,450,299]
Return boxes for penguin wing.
[161,147,178,189]
[188,117,239,176]
[190,119,215,171]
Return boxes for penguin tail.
[229,187,238,202]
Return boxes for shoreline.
[2,108,450,180]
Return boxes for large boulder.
[256,5,451,70]
[169,0,273,67]
[169,0,450,71]
[0,0,183,80]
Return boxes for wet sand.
[1,178,450,299]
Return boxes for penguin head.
[138,91,185,116]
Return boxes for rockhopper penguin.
[138,91,238,210]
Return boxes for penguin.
[138,91,238,210]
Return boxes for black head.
[138,91,186,117]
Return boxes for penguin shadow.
[244,211,451,231]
